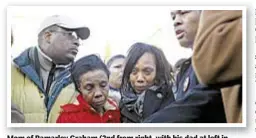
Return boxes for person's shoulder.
[11,62,19,71]
[105,98,119,111]
[59,83,78,98]
[56,103,80,123]
[12,47,36,69]
[59,102,81,113]
[11,61,25,80]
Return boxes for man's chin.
[180,45,191,49]
[178,40,191,48]
[178,38,194,48]
[67,53,77,60]
[55,58,74,65]
[63,55,76,64]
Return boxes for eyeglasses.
[53,30,79,40]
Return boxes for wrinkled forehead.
[80,69,108,82]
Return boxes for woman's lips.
[135,86,147,91]
[93,100,105,106]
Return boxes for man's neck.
[188,41,194,49]
[37,46,72,68]
[37,46,53,71]
[186,44,193,50]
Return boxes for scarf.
[121,85,162,118]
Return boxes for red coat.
[56,94,120,123]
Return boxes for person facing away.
[106,54,126,106]
[192,10,242,123]
[11,28,25,123]
[143,10,226,123]
[119,42,175,123]
[11,15,90,123]
[57,54,120,123]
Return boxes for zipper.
[46,73,71,121]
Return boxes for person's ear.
[44,31,52,44]
[78,87,82,92]
[77,84,83,93]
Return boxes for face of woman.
[129,52,156,94]
[78,69,109,111]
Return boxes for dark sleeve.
[158,84,176,110]
[119,100,139,123]
[143,84,226,123]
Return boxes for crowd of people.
[11,10,242,123]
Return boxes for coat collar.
[36,46,72,68]
[61,94,118,113]
[13,47,44,93]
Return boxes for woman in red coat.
[57,54,120,123]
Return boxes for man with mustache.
[143,10,226,123]
[11,15,90,123]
